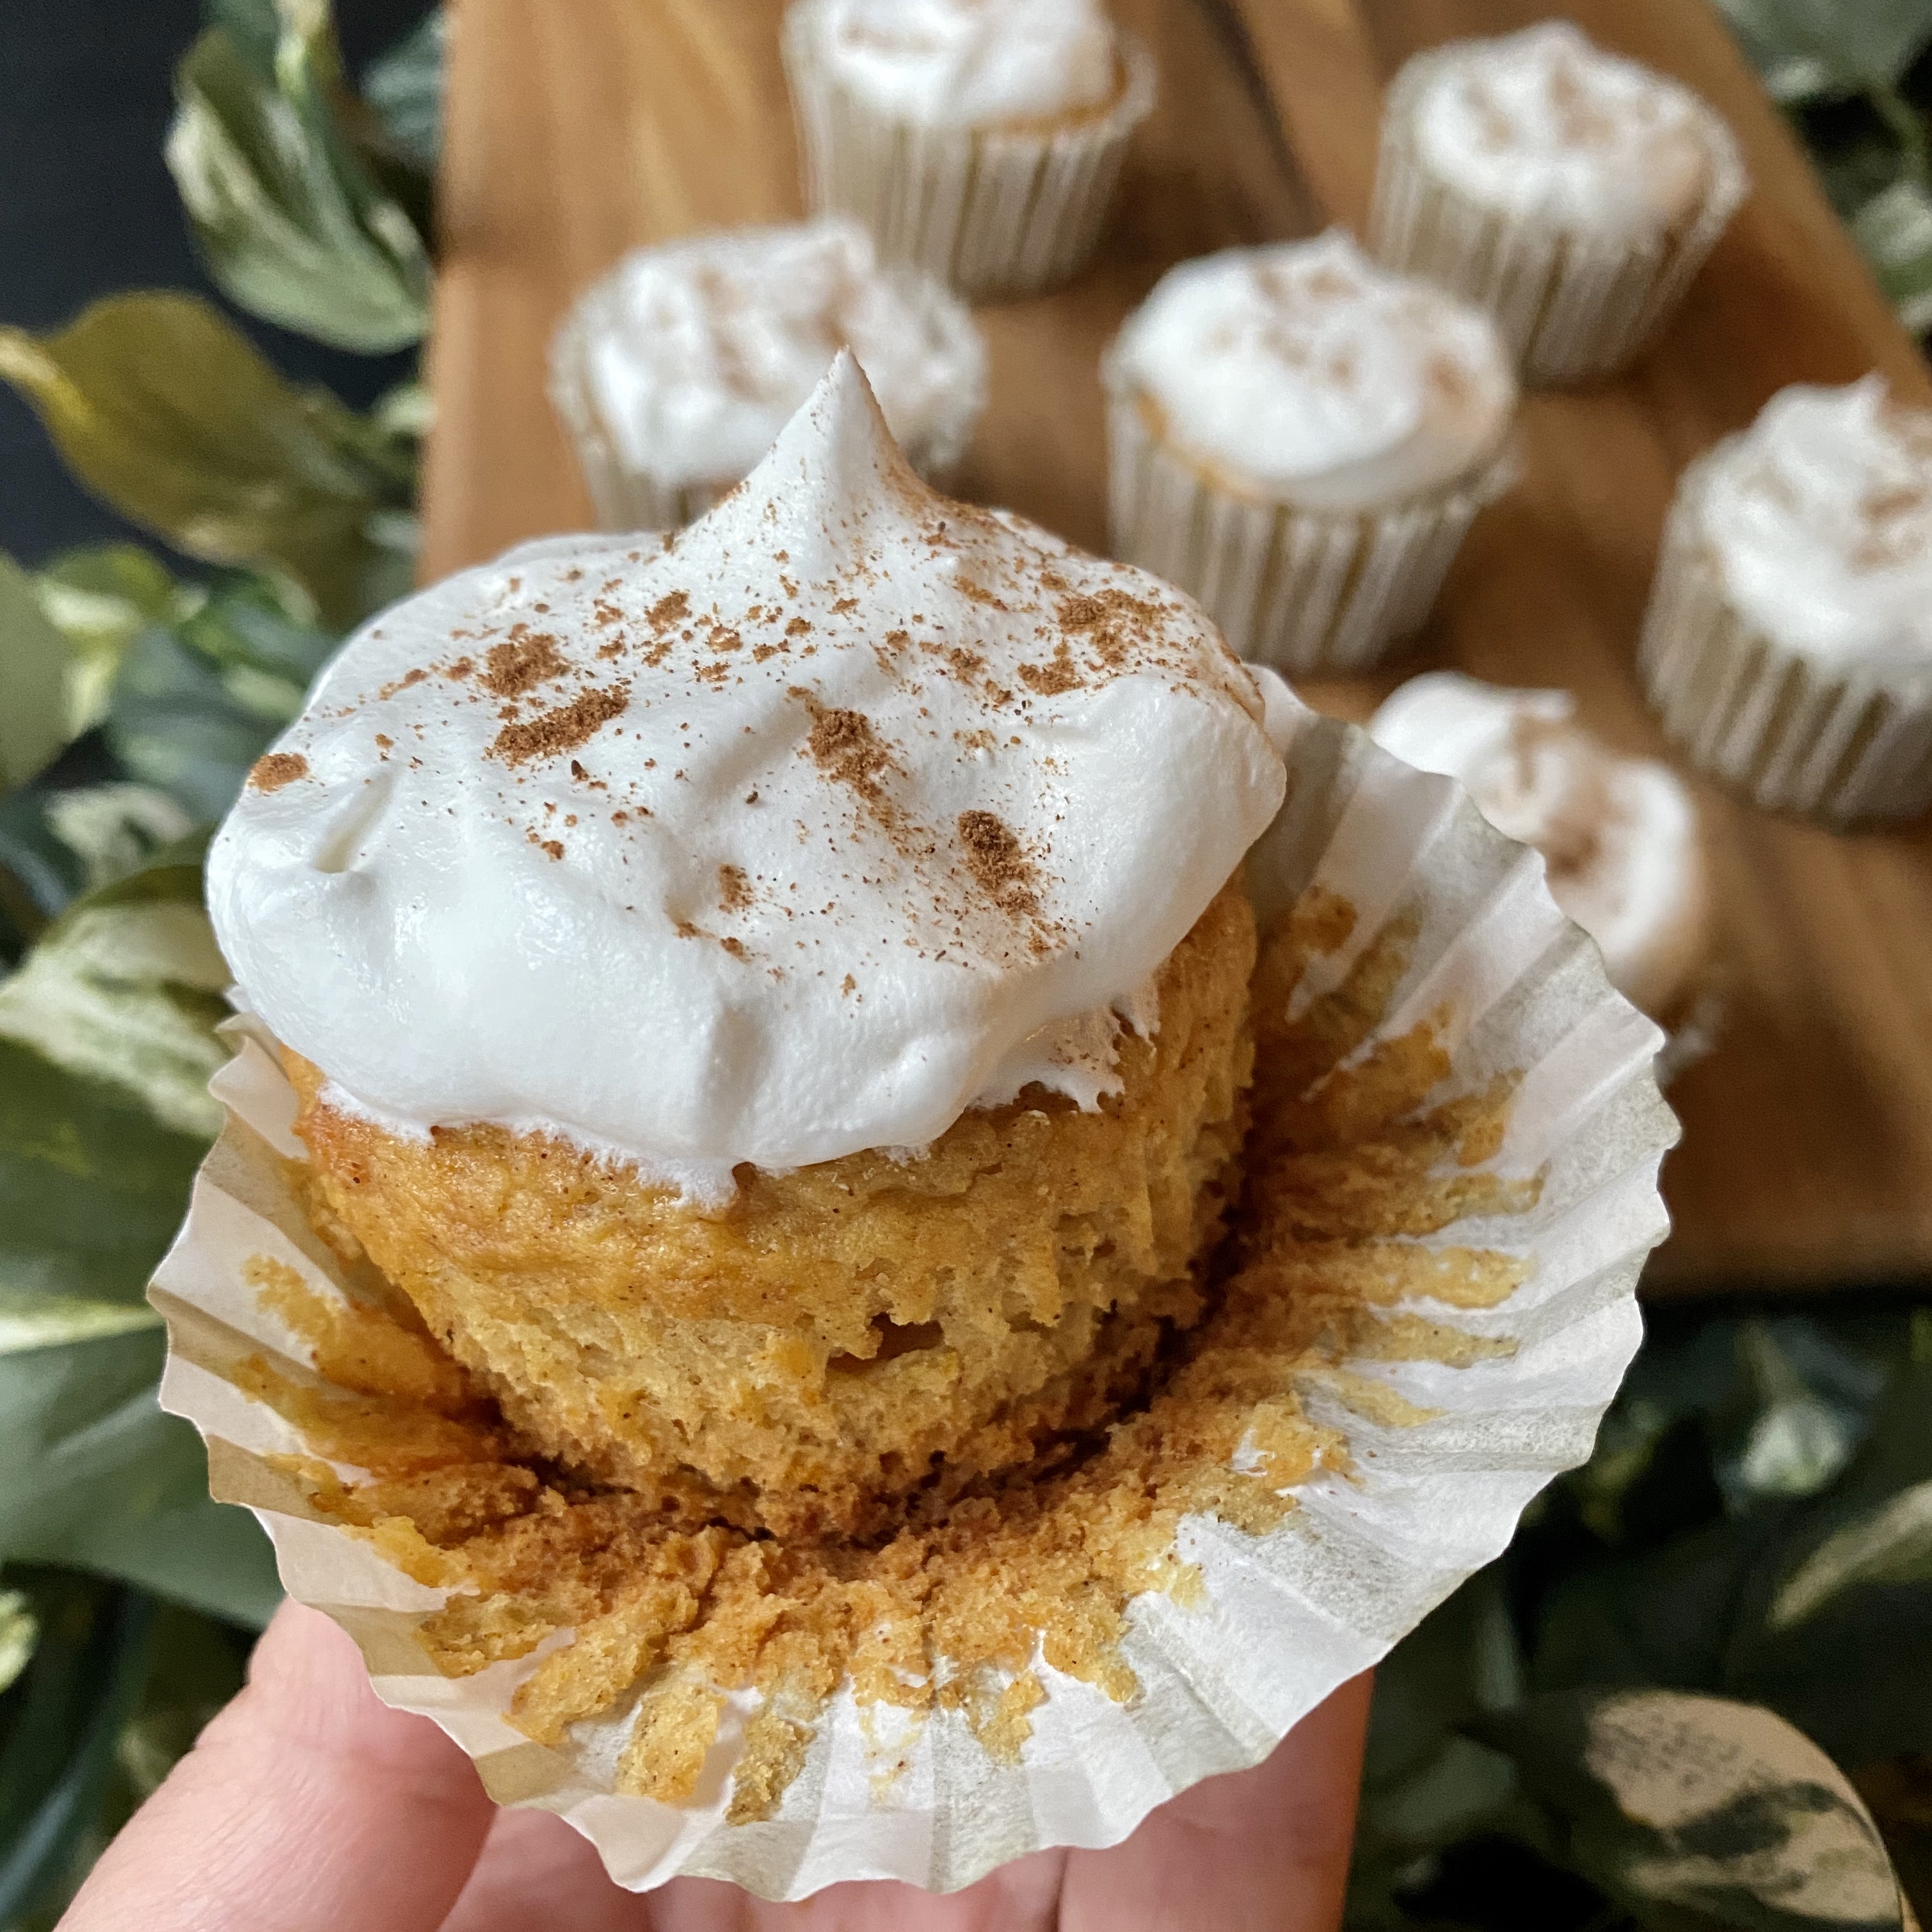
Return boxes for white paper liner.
[1368,47,1748,388]
[1102,369,1519,674]
[550,262,984,532]
[782,7,1156,301]
[151,708,1676,1899]
[1639,445,1932,824]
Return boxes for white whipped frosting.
[802,0,1117,129]
[1411,24,1712,236]
[1697,376,1932,672]
[1110,230,1515,512]
[1371,673,1707,1019]
[572,218,985,491]
[209,355,1288,1201]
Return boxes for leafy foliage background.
[0,2,1927,1926]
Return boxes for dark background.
[0,0,434,565]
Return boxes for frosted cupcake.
[209,354,1287,1541]
[1370,23,1746,386]
[1104,229,1518,674]
[550,217,986,530]
[1640,376,1932,825]
[1372,673,1710,1023]
[782,0,1155,300]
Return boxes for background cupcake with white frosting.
[1370,22,1746,387]
[1640,374,1932,825]
[1372,671,1711,1030]
[550,216,985,530]
[1104,228,1518,675]
[782,0,1155,300]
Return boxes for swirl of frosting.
[1696,376,1932,671]
[1371,673,1707,1019]
[1409,24,1712,236]
[209,355,1288,1200]
[800,0,1117,128]
[566,218,985,493]
[1109,230,1515,512]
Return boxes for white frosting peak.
[209,355,1288,1198]
[1110,230,1515,511]
[566,218,984,493]
[1412,23,1712,236]
[804,0,1117,129]
[1698,376,1932,671]
[1371,673,1707,1019]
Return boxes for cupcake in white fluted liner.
[1104,229,1519,675]
[782,0,1154,300]
[1640,376,1932,826]
[550,216,984,531]
[1371,671,1718,1077]
[152,356,1673,1900]
[1370,22,1746,387]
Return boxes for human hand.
[60,1601,1370,1931]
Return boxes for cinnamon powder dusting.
[488,685,629,767]
[794,691,897,804]
[481,628,570,698]
[957,810,1041,920]
[248,752,310,792]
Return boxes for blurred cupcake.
[1640,376,1932,825]
[1372,671,1711,1025]
[782,0,1155,300]
[1370,22,1746,386]
[1104,229,1518,675]
[550,216,985,529]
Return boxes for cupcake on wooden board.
[1370,22,1746,386]
[550,216,985,531]
[1104,228,1518,675]
[1640,375,1932,825]
[209,353,1288,1541]
[1372,672,1711,1026]
[782,0,1155,300]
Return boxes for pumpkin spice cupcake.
[1370,22,1746,385]
[782,0,1156,299]
[209,353,1287,1541]
[1640,375,1932,825]
[1104,229,1518,675]
[550,216,984,533]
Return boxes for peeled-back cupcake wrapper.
[152,708,1675,1900]
[1640,447,1932,825]
[1368,51,1747,387]
[782,11,1156,302]
[1102,372,1519,675]
[550,268,980,534]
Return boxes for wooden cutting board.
[421,0,1932,1294]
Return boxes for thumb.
[60,1599,497,1932]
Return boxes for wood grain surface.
[422,0,1932,1293]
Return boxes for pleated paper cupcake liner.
[1102,371,1519,675]
[550,263,984,532]
[151,699,1676,1900]
[1639,449,1932,825]
[781,8,1156,301]
[1369,49,1747,388]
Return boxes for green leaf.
[0,845,228,1145]
[33,544,184,742]
[0,780,197,932]
[0,1333,280,1627]
[1767,1484,1932,1629]
[361,10,444,175]
[1850,180,1932,334]
[0,1590,36,1698]
[0,557,81,792]
[0,292,417,628]
[0,1570,155,1926]
[167,6,432,353]
[1715,0,1932,95]
[1476,1689,1904,1931]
